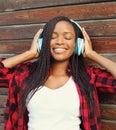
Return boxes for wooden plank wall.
[0,0,116,129]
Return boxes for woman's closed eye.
[64,36,73,40]
[51,34,57,39]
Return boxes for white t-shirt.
[27,77,81,130]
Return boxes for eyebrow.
[52,31,74,36]
[64,32,74,35]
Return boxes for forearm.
[2,51,35,68]
[88,51,116,78]
[1,29,43,68]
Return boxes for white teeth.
[55,48,65,51]
[54,48,66,52]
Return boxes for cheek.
[69,41,75,51]
[50,40,54,48]
[50,41,55,55]
[50,42,53,52]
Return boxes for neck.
[50,61,69,77]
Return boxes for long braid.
[70,20,96,110]
[20,16,71,110]
[69,54,96,118]
[20,20,54,109]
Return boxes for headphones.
[38,19,84,55]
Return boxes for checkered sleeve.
[87,66,116,93]
[0,57,32,88]
[0,58,10,88]
[0,57,32,129]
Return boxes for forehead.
[53,21,75,33]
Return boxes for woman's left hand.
[82,28,94,58]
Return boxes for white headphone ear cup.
[38,37,43,52]
[74,39,78,54]
[70,19,85,55]
[77,38,84,55]
[74,38,84,55]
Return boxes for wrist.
[86,50,97,60]
[24,50,35,60]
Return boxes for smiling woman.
[50,21,75,62]
[0,16,116,130]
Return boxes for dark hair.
[21,16,96,115]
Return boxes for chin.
[51,57,70,63]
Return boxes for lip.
[53,47,68,53]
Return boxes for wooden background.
[0,0,116,129]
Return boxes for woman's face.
[50,21,76,62]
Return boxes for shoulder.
[86,65,115,81]
[0,57,33,80]
[86,65,113,78]
[86,65,116,90]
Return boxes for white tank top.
[27,77,81,130]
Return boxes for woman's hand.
[82,28,116,78]
[2,28,43,68]
[82,28,94,59]
[29,28,43,58]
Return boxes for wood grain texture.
[0,0,116,130]
[0,0,113,12]
[0,95,7,108]
[0,40,31,54]
[0,37,116,54]
[80,20,116,37]
[101,121,116,130]
[0,124,4,130]
[100,104,116,120]
[98,93,116,104]
[0,88,8,95]
[0,109,4,123]
[0,2,115,25]
[0,20,115,41]
[92,37,116,53]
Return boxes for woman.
[0,16,116,130]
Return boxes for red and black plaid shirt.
[0,58,116,130]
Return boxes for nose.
[56,36,64,45]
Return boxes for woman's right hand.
[29,28,43,58]
[2,28,43,68]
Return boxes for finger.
[82,28,90,41]
[34,28,43,39]
[37,28,43,35]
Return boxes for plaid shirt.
[0,58,116,130]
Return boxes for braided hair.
[21,16,95,114]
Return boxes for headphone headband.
[70,19,82,31]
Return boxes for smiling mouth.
[53,48,67,53]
